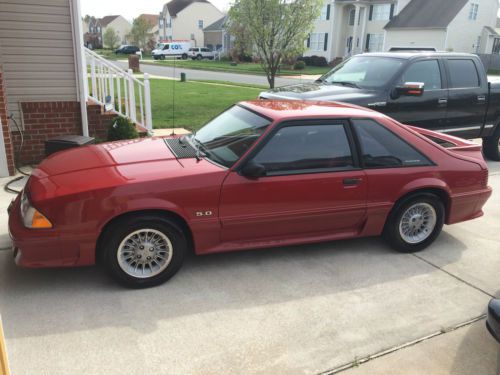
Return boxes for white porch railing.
[84,47,153,133]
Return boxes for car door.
[219,121,367,243]
[444,58,489,139]
[384,58,448,130]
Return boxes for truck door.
[444,58,488,139]
[384,59,448,130]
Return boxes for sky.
[81,0,231,20]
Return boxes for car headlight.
[20,190,52,229]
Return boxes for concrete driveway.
[114,60,317,87]
[0,162,499,374]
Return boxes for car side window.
[352,119,432,168]
[400,60,442,90]
[252,124,354,175]
[447,59,480,88]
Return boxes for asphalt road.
[0,162,499,374]
[115,60,317,87]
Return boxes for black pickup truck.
[260,52,500,160]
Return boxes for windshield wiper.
[331,81,360,88]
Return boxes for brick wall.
[87,102,118,141]
[11,102,82,165]
[0,69,16,175]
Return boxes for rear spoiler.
[405,125,482,152]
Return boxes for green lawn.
[93,49,330,77]
[149,79,262,130]
[146,59,330,76]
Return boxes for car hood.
[28,137,187,201]
[260,82,379,103]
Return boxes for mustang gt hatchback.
[9,101,492,288]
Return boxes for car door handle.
[438,98,448,105]
[477,95,486,102]
[343,178,362,186]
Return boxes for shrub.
[298,55,328,67]
[294,60,306,70]
[107,117,139,141]
[239,53,253,62]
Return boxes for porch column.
[358,6,368,53]
[351,4,360,55]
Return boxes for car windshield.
[192,106,271,168]
[156,43,165,49]
[320,56,404,89]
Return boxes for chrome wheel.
[117,229,173,278]
[399,203,437,244]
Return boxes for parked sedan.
[115,45,140,55]
[8,101,492,288]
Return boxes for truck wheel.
[182,53,188,60]
[483,126,500,161]
[160,55,165,60]
[102,214,187,288]
[197,54,203,60]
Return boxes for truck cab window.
[447,59,480,88]
[400,60,442,90]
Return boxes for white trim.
[0,115,10,177]
[433,125,494,133]
[69,0,89,137]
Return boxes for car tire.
[483,126,500,161]
[197,54,203,60]
[160,55,165,61]
[383,193,444,253]
[102,215,187,288]
[182,53,188,60]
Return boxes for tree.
[103,27,120,49]
[228,0,323,88]
[128,16,154,50]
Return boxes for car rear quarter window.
[447,59,480,88]
[352,119,431,168]
[252,124,354,175]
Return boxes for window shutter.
[390,4,395,19]
[365,34,371,51]
[307,34,310,48]
[369,5,373,21]
[324,33,328,51]
[326,4,331,20]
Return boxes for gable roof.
[166,0,210,17]
[203,15,227,32]
[385,0,468,29]
[99,15,120,27]
[139,14,159,27]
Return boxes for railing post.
[127,69,137,123]
[90,56,97,98]
[108,67,114,110]
[144,73,153,133]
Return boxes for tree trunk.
[268,74,275,89]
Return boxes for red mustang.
[9,101,492,288]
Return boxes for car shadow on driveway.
[0,231,468,340]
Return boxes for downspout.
[69,0,89,137]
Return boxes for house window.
[493,38,500,54]
[469,3,479,20]
[97,26,101,33]
[319,4,330,20]
[159,19,164,27]
[367,33,384,52]
[166,18,172,27]
[198,20,204,29]
[348,9,356,26]
[371,4,391,21]
[309,33,325,51]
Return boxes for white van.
[152,41,191,60]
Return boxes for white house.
[83,15,132,49]
[158,0,223,47]
[305,0,499,62]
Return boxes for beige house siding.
[384,29,447,51]
[445,0,498,53]
[104,16,132,47]
[0,0,78,126]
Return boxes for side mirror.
[240,161,266,178]
[392,82,425,99]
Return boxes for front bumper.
[8,194,62,268]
